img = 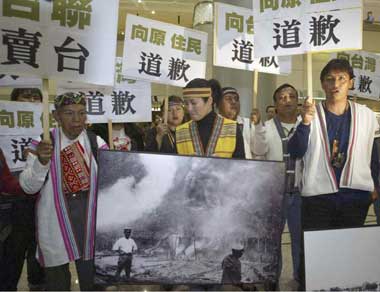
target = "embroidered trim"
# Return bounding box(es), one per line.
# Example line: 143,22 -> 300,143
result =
206,115 -> 224,156
342,101 -> 356,186
51,128 -> 79,260
176,126 -> 192,142
49,128 -> 97,262
168,131 -> 175,149
188,115 -> 224,156
316,104 -> 338,190
190,121 -> 203,155
219,123 -> 236,137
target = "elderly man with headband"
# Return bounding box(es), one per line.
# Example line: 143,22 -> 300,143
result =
19,92 -> 108,290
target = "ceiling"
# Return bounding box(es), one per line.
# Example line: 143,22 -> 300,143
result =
116,0 -> 380,112
117,0 -> 380,36
118,0 -> 200,38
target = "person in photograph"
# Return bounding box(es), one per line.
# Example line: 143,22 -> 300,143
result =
0,147 -> 27,283
372,135 -> 380,225
146,95 -> 186,152
366,11 -> 375,23
112,228 -> 138,281
161,78 -> 245,158
253,83 -> 301,284
0,148 -> 24,196
89,122 -> 144,151
250,108 -> 260,126
265,105 -> 276,121
216,87 -> 253,159
19,92 -> 108,291
221,243 -> 244,286
0,88 -> 45,291
288,59 -> 379,289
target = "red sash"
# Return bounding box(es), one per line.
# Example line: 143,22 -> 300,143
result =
61,141 -> 90,194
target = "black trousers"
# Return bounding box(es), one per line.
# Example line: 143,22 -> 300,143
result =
116,253 -> 133,280
45,259 -> 94,291
0,199 -> 44,291
0,201 -> 12,289
45,192 -> 94,291
298,191 -> 372,290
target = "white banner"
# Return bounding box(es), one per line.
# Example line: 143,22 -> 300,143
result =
0,101 -> 57,135
122,14 -> 208,87
214,2 -> 291,74
0,0 -> 119,86
0,134 -> 39,172
0,100 -> 57,172
58,58 -> 152,123
304,227 -> 380,291
253,1 -> 362,57
0,74 -> 42,87
253,0 -> 362,21
332,51 -> 380,101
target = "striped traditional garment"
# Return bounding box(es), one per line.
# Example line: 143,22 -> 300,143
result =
298,101 -> 379,196
176,114 -> 237,157
28,128 -> 108,266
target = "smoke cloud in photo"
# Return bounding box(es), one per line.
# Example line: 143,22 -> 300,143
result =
95,151 -> 285,285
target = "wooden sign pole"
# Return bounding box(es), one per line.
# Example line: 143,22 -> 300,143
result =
253,70 -> 259,109
108,119 -> 114,150
42,79 -> 50,141
163,96 -> 169,125
307,52 -> 313,98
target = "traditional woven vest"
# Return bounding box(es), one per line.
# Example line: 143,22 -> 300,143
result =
176,115 -> 237,157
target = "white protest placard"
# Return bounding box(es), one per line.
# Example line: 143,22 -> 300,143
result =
0,100 -> 57,171
0,134 -> 39,172
85,81 -> 152,123
214,2 -> 291,74
332,51 -> 380,101
253,0 -> 362,58
58,58 -> 152,123
253,0 -> 362,21
0,0 -> 119,86
0,100 -> 57,136
0,74 -> 42,87
122,14 -> 208,87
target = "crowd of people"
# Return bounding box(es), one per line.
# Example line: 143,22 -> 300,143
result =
1,58 -> 380,290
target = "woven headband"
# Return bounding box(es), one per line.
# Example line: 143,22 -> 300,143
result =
54,92 -> 86,109
222,88 -> 238,96
183,88 -> 212,99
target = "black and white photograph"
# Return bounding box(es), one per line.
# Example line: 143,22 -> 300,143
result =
94,151 -> 285,286
304,226 -> 380,291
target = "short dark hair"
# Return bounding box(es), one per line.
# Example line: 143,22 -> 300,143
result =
266,105 -> 275,112
160,95 -> 184,112
320,58 -> 354,82
272,83 -> 298,102
11,88 -> 43,101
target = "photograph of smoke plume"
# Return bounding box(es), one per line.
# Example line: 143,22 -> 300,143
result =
94,151 -> 285,286
305,226 -> 380,291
